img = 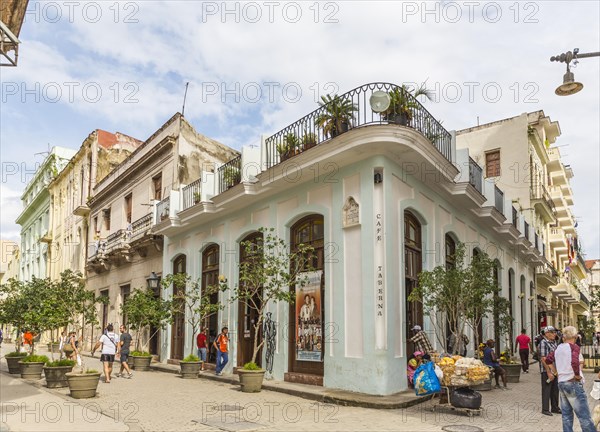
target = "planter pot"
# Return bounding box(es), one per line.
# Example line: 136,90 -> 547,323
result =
470,378 -> 492,392
502,364 -> 522,383
19,362 -> 45,380
47,343 -> 61,353
44,365 -> 74,388
65,372 -> 101,399
388,113 -> 410,126
5,355 -> 27,374
180,361 -> 201,379
238,369 -> 266,393
130,356 -> 152,371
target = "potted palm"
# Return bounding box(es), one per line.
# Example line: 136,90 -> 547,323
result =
314,94 -> 357,139
220,227 -> 314,392
301,131 -> 317,151
20,354 -> 49,380
44,359 -> 76,388
381,83 -> 433,126
277,133 -> 300,161
120,287 -> 172,370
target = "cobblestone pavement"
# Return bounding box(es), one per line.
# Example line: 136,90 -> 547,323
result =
2,345 -> 597,431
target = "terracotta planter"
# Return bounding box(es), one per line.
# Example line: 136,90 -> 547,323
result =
180,361 -> 201,379
502,363 -> 522,383
44,365 -> 74,388
5,355 -> 27,374
65,372 -> 101,399
130,355 -> 152,371
19,362 -> 45,380
238,369 -> 265,393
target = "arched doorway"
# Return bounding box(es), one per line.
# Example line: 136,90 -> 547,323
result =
405,211 -> 423,355
445,234 -> 456,352
202,244 -> 220,363
238,232 -> 263,367
171,255 -> 186,360
289,215 -> 324,380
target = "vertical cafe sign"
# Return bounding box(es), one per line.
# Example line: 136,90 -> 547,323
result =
374,173 -> 386,349
295,270 -> 323,362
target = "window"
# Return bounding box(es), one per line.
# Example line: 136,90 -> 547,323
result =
445,234 -> 456,270
152,174 -> 162,200
100,289 -> 109,330
485,150 -> 501,177
104,208 -> 111,231
121,285 -> 131,326
93,216 -> 98,235
125,194 -> 132,223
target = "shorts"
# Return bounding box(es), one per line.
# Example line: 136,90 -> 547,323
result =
120,352 -> 130,363
197,347 -> 207,362
100,354 -> 115,363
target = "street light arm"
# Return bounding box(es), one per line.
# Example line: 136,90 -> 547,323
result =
550,49 -> 600,64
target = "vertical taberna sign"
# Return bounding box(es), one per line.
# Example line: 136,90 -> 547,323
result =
374,168 -> 386,350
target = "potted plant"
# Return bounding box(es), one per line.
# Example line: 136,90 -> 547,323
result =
44,359 -> 76,388
193,191 -> 201,204
223,166 -> 241,188
277,133 -> 300,161
220,227 -> 314,392
499,351 -> 521,383
381,83 -> 433,126
301,131 -> 317,150
314,94 -> 357,139
5,351 -> 28,374
120,287 -> 172,370
19,354 -> 49,380
180,354 -> 201,379
65,369 -> 101,399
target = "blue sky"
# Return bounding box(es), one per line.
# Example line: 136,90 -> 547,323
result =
1,1 -> 599,260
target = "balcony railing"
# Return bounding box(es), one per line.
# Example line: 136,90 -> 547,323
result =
263,82 -> 452,170
105,229 -> 126,253
512,207 -> 518,229
531,182 -> 556,213
156,197 -> 170,222
131,214 -> 153,242
494,185 -> 504,214
218,155 -> 242,193
182,178 -> 202,210
524,221 -> 530,241
468,157 -> 483,194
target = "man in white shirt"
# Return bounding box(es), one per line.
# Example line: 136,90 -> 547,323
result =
543,326 -> 595,432
92,324 -> 119,383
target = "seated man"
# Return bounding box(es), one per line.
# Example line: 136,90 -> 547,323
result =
482,339 -> 509,390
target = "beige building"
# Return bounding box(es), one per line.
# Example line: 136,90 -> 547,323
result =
84,113 -> 238,354
47,130 -> 142,280
586,260 -> 600,329
0,240 -> 19,284
456,110 -> 589,333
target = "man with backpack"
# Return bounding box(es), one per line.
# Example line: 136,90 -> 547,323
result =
92,324 -> 119,383
213,327 -> 229,376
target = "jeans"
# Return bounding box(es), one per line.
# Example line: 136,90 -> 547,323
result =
541,372 -> 560,412
216,350 -> 228,374
558,381 -> 596,432
197,347 -> 207,362
519,348 -> 529,372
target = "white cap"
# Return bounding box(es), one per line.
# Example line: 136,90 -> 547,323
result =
412,325 -> 422,331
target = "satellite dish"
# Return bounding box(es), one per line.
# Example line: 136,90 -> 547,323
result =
369,91 -> 391,113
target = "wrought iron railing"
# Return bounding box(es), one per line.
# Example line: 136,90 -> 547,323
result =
494,185 -> 504,214
131,214 -> 152,241
182,178 -> 202,210
524,221 -> 530,241
105,229 -> 125,253
263,82 -> 452,169
512,207 -> 518,229
468,157 -> 483,194
531,182 -> 556,213
156,197 -> 170,222
217,155 -> 242,193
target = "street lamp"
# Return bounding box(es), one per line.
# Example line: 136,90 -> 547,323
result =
550,48 -> 600,96
146,272 -> 160,290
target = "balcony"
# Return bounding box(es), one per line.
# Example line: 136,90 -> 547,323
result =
263,82 -> 452,170
494,186 -> 504,214
182,178 -> 202,210
39,231 -> 52,243
217,155 -> 242,193
468,157 -> 483,195
73,204 -> 91,217
531,183 -> 555,223
156,197 -> 171,223
550,279 -> 580,304
524,221 -> 530,242
512,207 -> 518,229
536,262 -> 558,288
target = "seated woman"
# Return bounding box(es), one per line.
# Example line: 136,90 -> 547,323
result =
482,339 -> 509,390
407,351 -> 424,388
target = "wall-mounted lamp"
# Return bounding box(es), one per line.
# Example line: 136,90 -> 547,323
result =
518,293 -> 525,299
146,271 -> 160,289
218,274 -> 227,283
374,172 -> 383,184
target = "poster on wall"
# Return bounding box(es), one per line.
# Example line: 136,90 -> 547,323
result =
295,270 -> 323,362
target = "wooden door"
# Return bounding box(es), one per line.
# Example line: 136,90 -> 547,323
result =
404,212 -> 422,355
171,255 -> 186,360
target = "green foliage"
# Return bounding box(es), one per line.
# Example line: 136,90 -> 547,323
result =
381,83 -> 433,123
242,361 -> 261,371
131,351 -> 152,357
315,94 -> 357,138
85,369 -> 99,374
277,134 -> 300,158
182,354 -> 200,362
162,272 -> 226,357
22,355 -> 49,363
221,227 -> 314,365
46,359 -> 76,367
5,351 -> 28,358
222,165 -> 241,186
120,287 -> 172,352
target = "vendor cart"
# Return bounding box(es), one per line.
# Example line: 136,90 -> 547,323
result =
430,385 -> 483,417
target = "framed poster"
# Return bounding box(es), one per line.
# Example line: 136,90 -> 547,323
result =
295,270 -> 323,362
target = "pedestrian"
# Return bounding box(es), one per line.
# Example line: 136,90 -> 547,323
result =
482,339 -> 509,390
515,329 -> 532,373
58,331 -> 67,360
213,327 -> 229,376
543,326 -> 596,432
117,324 -> 133,379
91,324 -> 119,383
197,327 -> 208,371
407,351 -> 424,388
539,325 -> 561,416
22,330 -> 33,354
409,325 -> 434,354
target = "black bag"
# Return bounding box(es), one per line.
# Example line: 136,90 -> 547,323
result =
450,388 -> 482,409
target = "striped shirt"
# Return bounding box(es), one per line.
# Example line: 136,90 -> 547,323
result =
539,338 -> 557,372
